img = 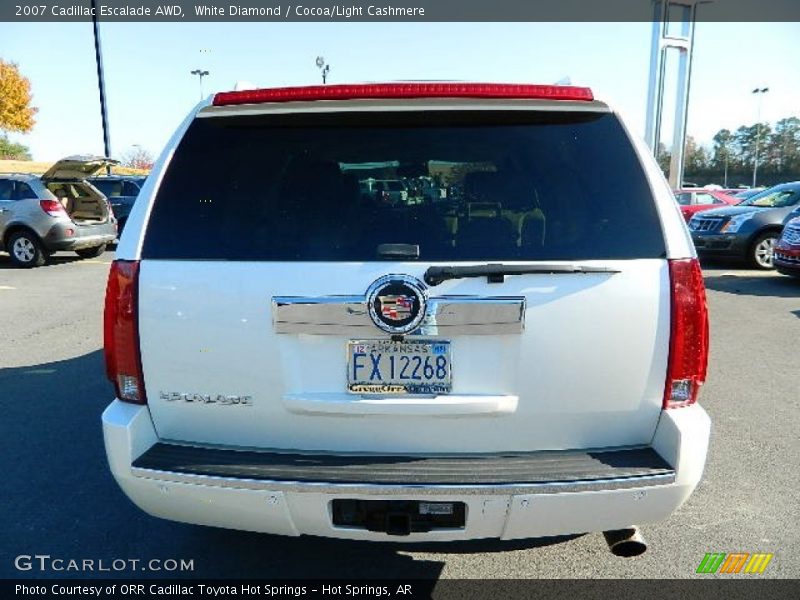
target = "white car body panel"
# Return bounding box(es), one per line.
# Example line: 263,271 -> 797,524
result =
103,401 -> 710,541
138,259 -> 669,453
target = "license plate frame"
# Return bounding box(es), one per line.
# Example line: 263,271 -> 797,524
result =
347,339 -> 452,395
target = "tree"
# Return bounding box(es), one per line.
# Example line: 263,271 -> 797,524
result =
703,119 -> 800,186
712,129 -> 734,167
684,136 -> 710,174
0,136 -> 31,160
768,117 -> 800,173
656,142 -> 671,175
0,59 -> 37,134
734,123 -> 772,167
120,146 -> 154,170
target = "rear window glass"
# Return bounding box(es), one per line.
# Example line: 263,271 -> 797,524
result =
92,180 -> 123,197
740,188 -> 799,208
143,110 -> 665,261
122,181 -> 141,196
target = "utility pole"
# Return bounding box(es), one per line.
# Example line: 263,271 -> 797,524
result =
315,56 -> 330,84
190,69 -> 210,100
752,87 -> 769,187
90,0 -> 112,174
723,149 -> 728,188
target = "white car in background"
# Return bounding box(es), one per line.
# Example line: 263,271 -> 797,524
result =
102,83 -> 710,555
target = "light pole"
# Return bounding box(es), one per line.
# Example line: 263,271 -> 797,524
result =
723,148 -> 728,188
191,69 -> 210,100
90,0 -> 112,174
752,86 -> 769,187
315,56 -> 330,84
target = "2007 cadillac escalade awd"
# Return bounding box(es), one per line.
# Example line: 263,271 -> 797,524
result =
102,83 -> 710,551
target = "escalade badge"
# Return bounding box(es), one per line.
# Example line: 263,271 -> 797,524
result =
366,275 -> 427,334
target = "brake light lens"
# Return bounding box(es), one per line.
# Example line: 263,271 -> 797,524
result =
40,199 -> 66,217
104,260 -> 146,404
213,83 -> 594,106
664,259 -> 709,408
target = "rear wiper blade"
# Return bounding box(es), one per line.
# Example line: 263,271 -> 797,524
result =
424,263 -> 621,286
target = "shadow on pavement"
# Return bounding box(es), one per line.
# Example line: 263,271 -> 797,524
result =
703,272 -> 800,298
0,350 -> 577,580
0,252 -> 84,270
698,258 -> 751,271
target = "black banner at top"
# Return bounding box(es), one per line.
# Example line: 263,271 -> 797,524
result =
3,0 -> 800,22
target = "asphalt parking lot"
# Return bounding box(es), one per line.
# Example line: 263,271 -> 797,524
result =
1,250 -> 798,580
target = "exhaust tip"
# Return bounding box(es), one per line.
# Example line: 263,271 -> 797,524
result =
603,527 -> 647,557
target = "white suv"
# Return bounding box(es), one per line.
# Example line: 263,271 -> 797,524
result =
102,83 -> 710,552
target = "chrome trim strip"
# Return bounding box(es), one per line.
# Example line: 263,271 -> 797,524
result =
272,295 -> 525,335
199,99 -> 613,119
130,468 -> 675,496
272,296 -> 368,333
282,393 -> 518,415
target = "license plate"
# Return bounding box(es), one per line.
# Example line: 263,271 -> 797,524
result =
419,502 -> 454,515
347,339 -> 451,394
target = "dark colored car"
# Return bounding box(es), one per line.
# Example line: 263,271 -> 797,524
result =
673,188 -> 738,222
688,182 -> 800,269
87,175 -> 146,234
775,216 -> 800,278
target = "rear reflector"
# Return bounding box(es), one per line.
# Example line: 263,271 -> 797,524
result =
664,259 -> 709,409
104,260 -> 146,404
213,83 -> 594,106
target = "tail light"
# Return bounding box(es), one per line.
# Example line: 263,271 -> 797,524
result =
664,259 -> 709,408
104,260 -> 146,404
40,199 -> 66,217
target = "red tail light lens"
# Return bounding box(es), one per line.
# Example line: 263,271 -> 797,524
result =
213,83 -> 594,106
104,260 -> 146,404
40,199 -> 66,217
664,259 -> 709,409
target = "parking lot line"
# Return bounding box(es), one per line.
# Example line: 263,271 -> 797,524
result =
0,285 -> 16,290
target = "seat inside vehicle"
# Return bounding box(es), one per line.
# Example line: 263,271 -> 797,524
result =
46,182 -> 110,224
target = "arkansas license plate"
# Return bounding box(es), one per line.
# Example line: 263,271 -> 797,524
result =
347,339 -> 452,394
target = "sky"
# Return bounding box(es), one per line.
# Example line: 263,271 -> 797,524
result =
1,21 -> 799,162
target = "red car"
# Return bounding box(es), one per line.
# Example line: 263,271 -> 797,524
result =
775,216 -> 800,278
674,188 -> 739,222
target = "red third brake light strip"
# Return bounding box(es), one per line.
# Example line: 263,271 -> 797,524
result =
213,83 -> 595,106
